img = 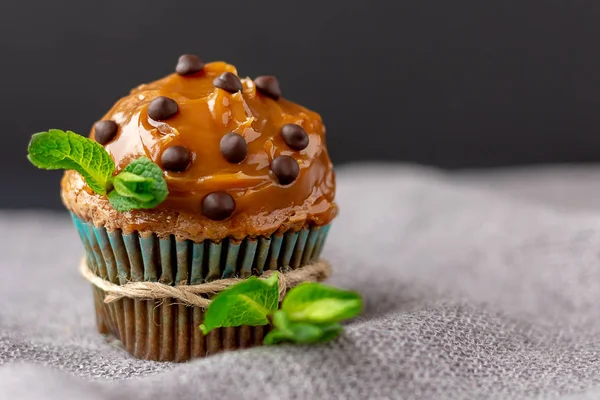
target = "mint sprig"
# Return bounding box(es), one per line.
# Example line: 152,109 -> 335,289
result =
108,158 -> 168,212
27,129 -> 168,212
200,274 -> 362,345
28,129 -> 115,194
264,311 -> 343,345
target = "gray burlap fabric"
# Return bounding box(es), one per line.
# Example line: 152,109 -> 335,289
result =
3,164 -> 600,400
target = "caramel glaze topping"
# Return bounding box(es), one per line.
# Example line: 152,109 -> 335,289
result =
61,61 -> 337,242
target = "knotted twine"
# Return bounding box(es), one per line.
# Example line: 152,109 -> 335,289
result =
79,258 -> 332,308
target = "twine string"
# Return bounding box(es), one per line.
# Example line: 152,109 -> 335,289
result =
79,258 -> 332,308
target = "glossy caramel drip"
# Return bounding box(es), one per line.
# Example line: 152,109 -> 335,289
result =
62,61 -> 336,241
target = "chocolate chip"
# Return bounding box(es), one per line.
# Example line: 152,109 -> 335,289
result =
271,155 -> 300,185
175,54 -> 205,76
148,96 -> 179,121
94,120 -> 119,145
254,76 -> 281,100
161,146 -> 191,172
220,133 -> 248,163
280,124 -> 309,151
202,192 -> 235,220
213,72 -> 243,93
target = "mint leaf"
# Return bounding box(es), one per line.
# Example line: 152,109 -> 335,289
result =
281,283 -> 362,324
317,323 -> 344,342
199,273 -> 279,335
262,329 -> 292,345
108,157 -> 168,212
27,129 -> 115,194
112,172 -> 155,202
264,310 -> 343,345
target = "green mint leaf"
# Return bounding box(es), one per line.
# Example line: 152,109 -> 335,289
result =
316,322 -> 344,342
112,172 -> 155,202
285,322 -> 343,344
199,273 -> 279,335
263,329 -> 293,345
108,157 -> 168,212
27,129 -> 115,194
107,193 -> 142,212
264,310 -> 343,345
282,283 -> 362,324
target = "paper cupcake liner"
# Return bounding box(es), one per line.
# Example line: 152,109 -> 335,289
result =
71,213 -> 331,361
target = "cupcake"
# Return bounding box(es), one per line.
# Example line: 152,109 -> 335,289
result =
59,55 -> 337,361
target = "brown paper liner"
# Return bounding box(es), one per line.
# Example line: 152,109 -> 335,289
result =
72,214 -> 330,362
93,288 -> 270,361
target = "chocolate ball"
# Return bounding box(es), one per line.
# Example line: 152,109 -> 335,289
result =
213,72 -> 243,93
202,192 -> 235,221
94,120 -> 119,145
148,96 -> 179,121
280,124 -> 309,151
271,155 -> 300,185
175,54 -> 205,76
161,146 -> 191,172
220,133 -> 248,163
254,76 -> 281,100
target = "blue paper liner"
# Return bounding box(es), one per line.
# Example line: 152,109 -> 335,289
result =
71,213 -> 331,361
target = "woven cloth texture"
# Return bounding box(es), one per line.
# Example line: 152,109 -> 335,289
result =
3,164 -> 600,400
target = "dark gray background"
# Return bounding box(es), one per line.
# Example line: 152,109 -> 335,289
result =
3,0 -> 600,209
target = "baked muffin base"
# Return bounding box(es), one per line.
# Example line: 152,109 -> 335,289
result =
62,170 -> 337,243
